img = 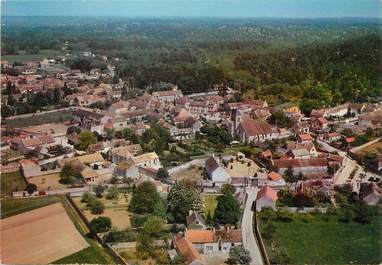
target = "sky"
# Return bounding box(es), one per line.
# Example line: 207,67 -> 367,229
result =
2,0 -> 381,18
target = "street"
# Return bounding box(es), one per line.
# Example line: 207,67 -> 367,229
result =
241,187 -> 264,265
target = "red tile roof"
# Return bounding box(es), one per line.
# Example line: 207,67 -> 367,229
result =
268,171 -> 282,181
185,230 -> 215,243
240,118 -> 272,137
257,186 -> 278,202
273,158 -> 328,168
174,236 -> 201,264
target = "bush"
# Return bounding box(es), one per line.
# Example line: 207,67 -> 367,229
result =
89,199 -> 105,214
81,192 -> 96,204
89,216 -> 111,235
227,245 -> 251,265
25,183 -> 37,195
93,184 -> 106,198
143,216 -> 165,237
105,186 -> 119,200
275,209 -> 293,222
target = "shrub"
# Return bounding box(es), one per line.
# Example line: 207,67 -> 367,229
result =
89,199 -> 105,214
89,216 -> 111,235
81,192 -> 96,204
105,186 -> 119,200
25,183 -> 37,194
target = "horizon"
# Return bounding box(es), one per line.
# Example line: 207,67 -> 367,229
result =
2,0 -> 381,18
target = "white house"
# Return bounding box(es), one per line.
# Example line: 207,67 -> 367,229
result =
256,186 -> 278,211
205,157 -> 231,186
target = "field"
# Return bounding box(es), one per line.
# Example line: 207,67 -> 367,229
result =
355,140 -> 382,157
6,110 -> 74,128
27,173 -> 66,191
1,203 -> 89,264
2,49 -> 63,63
0,196 -> 62,218
1,171 -> 27,197
259,213 -> 382,264
73,193 -> 132,230
225,158 -> 259,178
170,164 -> 204,182
204,194 -> 220,218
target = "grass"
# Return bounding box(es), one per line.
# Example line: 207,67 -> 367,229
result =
2,49 -> 63,63
1,196 -> 62,218
259,213 -> 382,264
6,110 -> 74,128
356,140 -> 382,157
52,241 -> 116,265
204,194 -> 220,218
1,171 -> 27,197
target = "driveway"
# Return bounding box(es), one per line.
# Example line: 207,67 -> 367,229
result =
241,187 -> 264,265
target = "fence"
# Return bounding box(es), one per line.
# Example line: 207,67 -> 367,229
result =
253,214 -> 271,265
12,186 -> 90,198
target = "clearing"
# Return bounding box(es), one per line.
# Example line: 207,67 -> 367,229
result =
170,164 -> 204,183
259,212 -> 382,264
6,110 -> 74,128
1,203 -> 89,265
204,194 -> 220,218
2,49 -> 63,63
355,140 -> 382,157
27,172 -> 66,191
73,193 -> 132,230
1,171 -> 27,197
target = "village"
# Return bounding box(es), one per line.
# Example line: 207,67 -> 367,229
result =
1,52 -> 382,265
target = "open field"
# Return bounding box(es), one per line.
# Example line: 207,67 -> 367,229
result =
204,194 -> 220,218
1,203 -> 89,264
1,196 -> 62,218
53,241 -> 116,264
73,193 -> 132,230
2,49 -> 63,63
27,173 -> 66,191
1,171 -> 27,197
355,140 -> 382,157
225,158 -> 259,178
259,213 -> 382,264
170,164 -> 204,182
6,110 -> 74,128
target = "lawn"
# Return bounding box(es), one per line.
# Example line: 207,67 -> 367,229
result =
2,49 -> 63,63
204,194 -> 220,218
53,241 -> 116,265
259,213 -> 382,264
6,110 -> 74,128
1,171 -> 27,197
1,196 -> 62,218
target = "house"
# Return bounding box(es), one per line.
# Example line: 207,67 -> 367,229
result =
205,156 -> 231,186
174,236 -> 203,265
110,146 -> 133,164
77,153 -> 105,169
185,227 -> 242,254
297,134 -> 314,144
19,159 -> 41,178
256,186 -> 278,211
236,118 -> 276,143
87,142 -> 110,154
267,171 -> 286,188
124,144 -> 143,156
152,87 -> 183,103
128,122 -> 147,136
359,182 -> 382,205
326,132 -> 343,142
114,162 -> 139,179
81,166 -> 100,183
16,134 -> 55,155
273,158 -> 329,178
186,211 -> 206,229
311,117 -> 329,132
130,152 -> 161,170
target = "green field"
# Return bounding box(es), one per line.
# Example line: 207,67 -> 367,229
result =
1,196 -> 62,218
2,50 -> 63,63
1,171 -> 27,197
6,110 -> 74,128
259,213 -> 382,264
53,241 -> 116,264
204,194 -> 219,218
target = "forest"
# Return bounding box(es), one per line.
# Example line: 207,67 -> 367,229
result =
2,16 -> 381,112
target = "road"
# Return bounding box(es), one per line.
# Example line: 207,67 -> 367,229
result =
241,187 -> 264,265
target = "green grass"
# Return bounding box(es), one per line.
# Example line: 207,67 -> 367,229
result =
204,194 -> 219,218
2,50 -> 63,63
1,196 -> 62,218
259,213 -> 382,264
6,110 -> 74,128
1,171 -> 27,197
52,241 -> 117,264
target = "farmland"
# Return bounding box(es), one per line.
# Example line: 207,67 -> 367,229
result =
1,203 -> 89,264
1,171 -> 27,197
5,110 -> 74,128
2,49 -> 63,63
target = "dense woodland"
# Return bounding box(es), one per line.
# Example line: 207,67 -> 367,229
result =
2,17 -> 381,113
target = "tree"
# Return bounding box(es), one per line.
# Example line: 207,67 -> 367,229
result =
77,130 -> 97,151
81,192 -> 96,204
89,199 -> 105,214
106,186 -> 119,200
66,126 -> 81,135
156,168 -> 169,180
227,246 -> 251,265
220,183 -> 236,195
60,164 -> 82,184
130,181 -> 162,214
143,216 -> 165,237
167,183 -> 204,223
93,184 -> 106,198
89,216 -> 112,235
214,193 -> 241,225
25,183 -> 37,195
136,234 -> 154,259
122,128 -> 141,144
268,111 -> 293,128
352,201 -> 375,224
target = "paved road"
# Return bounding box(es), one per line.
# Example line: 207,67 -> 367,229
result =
241,187 -> 264,265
